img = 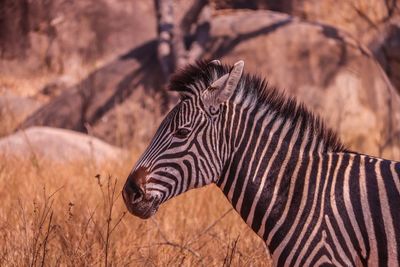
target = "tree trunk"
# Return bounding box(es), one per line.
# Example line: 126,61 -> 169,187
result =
0,0 -> 30,59
154,0 -> 175,78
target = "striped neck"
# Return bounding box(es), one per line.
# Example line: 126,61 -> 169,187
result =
216,93 -> 345,246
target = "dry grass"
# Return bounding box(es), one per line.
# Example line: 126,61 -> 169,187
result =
0,153 -> 271,266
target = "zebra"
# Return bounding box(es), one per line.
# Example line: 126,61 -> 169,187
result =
122,59 -> 400,266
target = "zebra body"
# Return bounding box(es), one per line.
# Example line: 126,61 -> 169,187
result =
122,60 -> 400,266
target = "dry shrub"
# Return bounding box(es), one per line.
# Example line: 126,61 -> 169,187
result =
0,153 -> 270,266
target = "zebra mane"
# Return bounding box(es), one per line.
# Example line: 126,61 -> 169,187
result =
169,60 -> 346,152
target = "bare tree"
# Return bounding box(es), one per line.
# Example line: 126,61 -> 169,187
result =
154,0 -> 210,79
154,0 -> 175,78
0,0 -> 30,59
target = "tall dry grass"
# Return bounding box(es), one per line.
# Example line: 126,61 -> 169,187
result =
0,153 -> 270,266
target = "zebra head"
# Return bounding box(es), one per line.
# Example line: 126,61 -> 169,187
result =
122,60 -> 244,219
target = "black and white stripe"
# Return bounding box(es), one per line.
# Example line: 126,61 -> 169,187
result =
123,60 -> 400,266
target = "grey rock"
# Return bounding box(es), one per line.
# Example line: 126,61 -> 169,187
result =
0,127 -> 125,164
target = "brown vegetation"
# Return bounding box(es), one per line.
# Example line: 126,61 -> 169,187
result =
0,154 -> 270,266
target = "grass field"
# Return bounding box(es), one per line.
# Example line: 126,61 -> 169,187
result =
0,152 -> 271,266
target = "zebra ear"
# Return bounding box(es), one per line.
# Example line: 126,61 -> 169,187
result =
209,59 -> 221,66
202,60 -> 244,110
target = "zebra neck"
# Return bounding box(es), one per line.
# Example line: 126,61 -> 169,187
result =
216,102 -> 324,245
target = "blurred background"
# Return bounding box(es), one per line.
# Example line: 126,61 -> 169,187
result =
0,0 -> 399,266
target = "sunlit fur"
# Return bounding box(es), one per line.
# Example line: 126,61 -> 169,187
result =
126,61 -> 400,266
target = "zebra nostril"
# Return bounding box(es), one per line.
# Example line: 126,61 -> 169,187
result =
132,190 -> 143,203
123,166 -> 149,207
123,178 -> 144,204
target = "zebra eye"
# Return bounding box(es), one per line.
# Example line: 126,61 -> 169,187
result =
173,128 -> 191,139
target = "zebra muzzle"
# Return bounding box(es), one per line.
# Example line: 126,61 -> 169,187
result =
122,166 -> 160,219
